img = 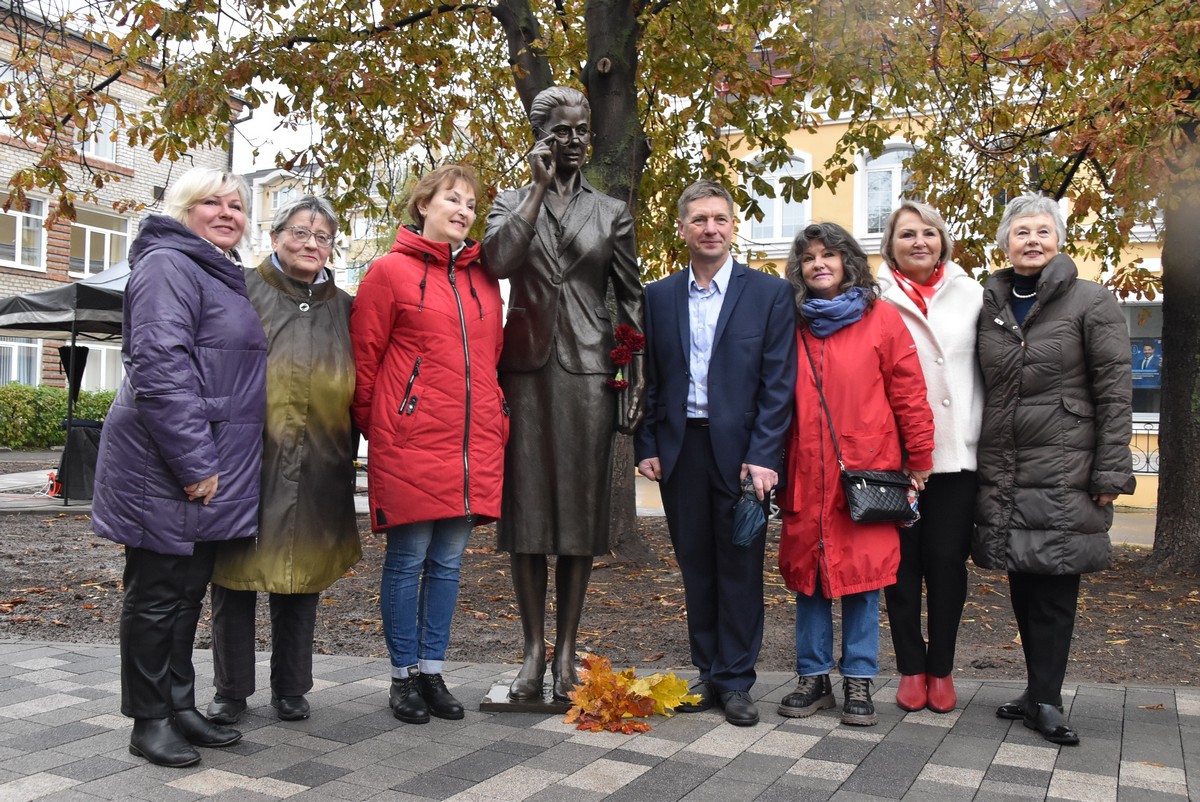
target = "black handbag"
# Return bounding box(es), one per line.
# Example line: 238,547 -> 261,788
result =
802,332 -> 919,525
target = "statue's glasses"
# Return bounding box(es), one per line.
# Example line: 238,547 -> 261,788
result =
542,125 -> 591,144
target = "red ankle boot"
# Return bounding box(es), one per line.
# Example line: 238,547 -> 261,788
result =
926,674 -> 957,713
895,673 -> 927,711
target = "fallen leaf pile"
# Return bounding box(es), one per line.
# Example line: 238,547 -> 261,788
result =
563,653 -> 699,733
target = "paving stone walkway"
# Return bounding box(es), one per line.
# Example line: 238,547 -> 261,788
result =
0,640 -> 1195,801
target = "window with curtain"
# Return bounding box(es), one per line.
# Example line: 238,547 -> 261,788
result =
0,337 -> 40,385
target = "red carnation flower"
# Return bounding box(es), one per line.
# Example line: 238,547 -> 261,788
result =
610,345 -> 633,366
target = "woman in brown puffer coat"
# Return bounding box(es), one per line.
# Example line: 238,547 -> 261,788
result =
974,192 -> 1135,747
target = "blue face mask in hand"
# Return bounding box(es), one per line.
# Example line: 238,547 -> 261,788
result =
733,478 -> 768,547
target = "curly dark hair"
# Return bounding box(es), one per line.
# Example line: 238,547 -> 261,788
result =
784,222 -> 878,311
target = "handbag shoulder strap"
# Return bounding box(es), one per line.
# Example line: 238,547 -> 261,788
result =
801,330 -> 847,472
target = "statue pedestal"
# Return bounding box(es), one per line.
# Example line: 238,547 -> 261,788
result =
479,682 -> 571,714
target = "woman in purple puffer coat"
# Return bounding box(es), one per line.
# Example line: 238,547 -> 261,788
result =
92,167 -> 266,769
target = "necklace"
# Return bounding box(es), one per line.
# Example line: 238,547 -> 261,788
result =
1012,287 -> 1037,300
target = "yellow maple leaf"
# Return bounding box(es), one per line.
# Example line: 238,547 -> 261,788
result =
628,671 -> 696,716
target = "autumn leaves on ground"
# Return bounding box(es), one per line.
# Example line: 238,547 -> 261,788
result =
1,510 -> 1197,688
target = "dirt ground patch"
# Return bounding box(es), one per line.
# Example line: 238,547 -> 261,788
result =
2,489 -> 1197,687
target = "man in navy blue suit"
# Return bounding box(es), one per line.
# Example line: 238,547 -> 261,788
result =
635,180 -> 796,726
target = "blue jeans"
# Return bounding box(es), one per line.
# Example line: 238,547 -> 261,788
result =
381,518 -> 472,677
794,587 -> 880,678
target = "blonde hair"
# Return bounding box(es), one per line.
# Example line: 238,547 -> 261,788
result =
880,200 -> 955,266
164,167 -> 251,227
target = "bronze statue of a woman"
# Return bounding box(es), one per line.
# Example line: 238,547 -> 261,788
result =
483,86 -> 644,702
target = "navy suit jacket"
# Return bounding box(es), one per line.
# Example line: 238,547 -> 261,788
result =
635,260 -> 797,492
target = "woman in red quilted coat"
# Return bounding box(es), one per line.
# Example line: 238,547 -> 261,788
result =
351,164 -> 508,725
775,223 -> 934,728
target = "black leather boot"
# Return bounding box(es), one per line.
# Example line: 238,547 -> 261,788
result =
129,718 -> 201,767
1024,702 -> 1080,745
389,676 -> 430,724
173,707 -> 242,747
417,673 -> 464,720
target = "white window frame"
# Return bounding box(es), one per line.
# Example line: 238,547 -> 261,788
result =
69,209 -> 129,278
80,342 -> 125,392
0,195 -> 47,272
854,144 -> 917,254
0,62 -> 28,139
0,336 -> 42,385
78,103 -> 118,163
741,153 -> 812,258
270,186 -> 297,211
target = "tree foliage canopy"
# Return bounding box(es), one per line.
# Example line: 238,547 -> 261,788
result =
5,0 -> 1200,564
3,0 -> 1195,279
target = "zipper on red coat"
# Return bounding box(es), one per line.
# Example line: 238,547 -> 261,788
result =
447,256 -> 472,519
400,357 -> 422,414
814,337 -> 830,591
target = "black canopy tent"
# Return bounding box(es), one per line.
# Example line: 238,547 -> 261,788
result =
0,261 -> 130,502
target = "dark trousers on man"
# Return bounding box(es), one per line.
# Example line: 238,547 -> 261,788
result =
660,425 -> 765,694
884,470 -> 976,678
1008,570 -> 1081,707
120,543 -> 216,718
210,586 -> 319,700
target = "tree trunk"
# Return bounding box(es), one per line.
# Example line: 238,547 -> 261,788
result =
582,0 -> 651,207
608,434 -> 655,563
585,0 -> 651,559
1149,167 -> 1200,573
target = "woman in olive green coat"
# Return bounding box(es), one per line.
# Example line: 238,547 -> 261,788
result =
208,195 -> 360,723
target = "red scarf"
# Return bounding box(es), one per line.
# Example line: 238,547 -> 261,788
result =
890,261 -> 946,317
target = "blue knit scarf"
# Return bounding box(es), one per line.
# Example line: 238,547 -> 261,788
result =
800,287 -> 870,338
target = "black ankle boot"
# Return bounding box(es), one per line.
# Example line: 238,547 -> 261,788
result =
129,718 -> 201,767
417,673 -> 464,720
173,707 -> 242,747
389,676 -> 430,724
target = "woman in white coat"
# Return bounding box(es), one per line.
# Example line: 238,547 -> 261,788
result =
877,201 -> 984,714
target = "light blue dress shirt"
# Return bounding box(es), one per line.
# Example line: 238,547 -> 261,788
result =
686,256 -> 734,418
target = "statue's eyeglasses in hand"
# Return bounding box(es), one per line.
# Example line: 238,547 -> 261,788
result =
543,125 -> 591,144
282,227 -> 334,248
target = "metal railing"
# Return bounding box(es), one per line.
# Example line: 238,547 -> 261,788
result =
1130,422 -> 1160,474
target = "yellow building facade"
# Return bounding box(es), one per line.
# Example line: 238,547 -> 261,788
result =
728,120 -> 1161,508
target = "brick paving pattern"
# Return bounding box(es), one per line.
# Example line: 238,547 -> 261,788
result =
0,641 -> 1195,801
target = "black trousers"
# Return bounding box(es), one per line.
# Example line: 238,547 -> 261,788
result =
660,425 -> 765,694
210,586 -> 319,700
883,471 -> 976,677
1008,570 -> 1081,707
119,543 -> 216,718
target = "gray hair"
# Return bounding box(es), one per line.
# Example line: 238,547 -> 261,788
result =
880,200 -> 955,266
164,168 -> 250,225
995,192 -> 1066,255
677,180 -> 734,222
785,222 -> 878,311
271,194 -> 339,235
529,86 -> 590,133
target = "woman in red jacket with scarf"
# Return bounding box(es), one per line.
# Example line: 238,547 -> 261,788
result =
776,223 -> 934,727
351,164 -> 508,725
